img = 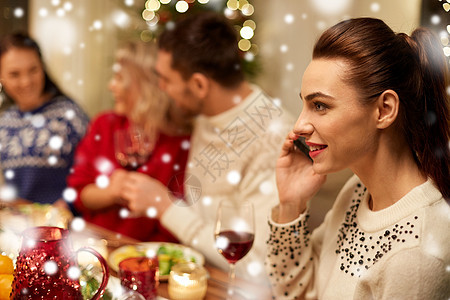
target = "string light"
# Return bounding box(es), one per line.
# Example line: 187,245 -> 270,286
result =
175,1 -> 189,13
141,0 -> 258,55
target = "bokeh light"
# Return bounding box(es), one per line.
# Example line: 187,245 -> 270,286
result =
238,39 -> 251,51
175,1 -> 189,13
240,26 -> 254,39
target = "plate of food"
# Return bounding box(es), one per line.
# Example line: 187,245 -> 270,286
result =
108,242 -> 205,280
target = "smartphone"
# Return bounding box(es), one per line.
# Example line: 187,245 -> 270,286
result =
293,137 -> 313,162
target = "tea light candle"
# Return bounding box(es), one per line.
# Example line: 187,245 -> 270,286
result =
168,262 -> 207,300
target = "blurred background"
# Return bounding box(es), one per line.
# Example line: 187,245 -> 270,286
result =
1,0 -> 448,227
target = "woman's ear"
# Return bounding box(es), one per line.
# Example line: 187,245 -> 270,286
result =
375,89 -> 399,129
189,72 -> 210,99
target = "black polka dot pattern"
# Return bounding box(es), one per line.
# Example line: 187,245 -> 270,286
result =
335,183 -> 420,277
267,214 -> 312,295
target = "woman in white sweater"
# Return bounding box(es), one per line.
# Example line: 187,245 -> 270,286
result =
266,18 -> 450,299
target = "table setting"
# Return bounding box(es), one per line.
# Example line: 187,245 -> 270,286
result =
0,201 -> 272,299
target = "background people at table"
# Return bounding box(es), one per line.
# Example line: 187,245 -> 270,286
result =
266,17 -> 450,299
0,33 -> 89,205
144,12 -> 294,283
67,41 -> 191,242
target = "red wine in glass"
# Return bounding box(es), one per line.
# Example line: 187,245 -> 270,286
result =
215,230 -> 254,264
114,126 -> 154,171
214,201 -> 255,300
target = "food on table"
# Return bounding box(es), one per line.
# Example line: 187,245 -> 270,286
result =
0,255 -> 14,300
0,255 -> 13,274
157,245 -> 196,276
0,274 -> 13,300
111,244 -> 197,277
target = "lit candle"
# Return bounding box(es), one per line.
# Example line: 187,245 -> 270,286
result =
168,262 -> 207,300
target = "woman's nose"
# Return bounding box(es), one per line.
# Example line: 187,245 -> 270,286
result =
20,75 -> 32,88
293,110 -> 314,137
108,78 -> 115,92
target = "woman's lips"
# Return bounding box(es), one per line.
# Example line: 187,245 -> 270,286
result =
305,142 -> 328,159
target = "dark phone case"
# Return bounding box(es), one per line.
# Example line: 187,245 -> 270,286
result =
293,137 -> 313,162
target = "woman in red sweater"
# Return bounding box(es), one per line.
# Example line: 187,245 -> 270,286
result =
67,41 -> 192,242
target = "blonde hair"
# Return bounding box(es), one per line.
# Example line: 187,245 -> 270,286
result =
114,41 -> 168,133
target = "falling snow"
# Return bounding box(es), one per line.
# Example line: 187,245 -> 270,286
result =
96,174 -> 110,188
227,170 -> 241,185
31,114 -> 46,128
215,236 -> 229,250
49,135 -> 64,150
0,184 -> 17,202
119,208 -> 130,218
71,217 -> 86,231
202,196 -> 212,206
259,180 -> 274,195
44,260 -> 58,275
4,169 -> 14,180
146,206 -> 158,218
370,2 -> 380,13
284,14 -> 294,24
62,187 -> 77,203
181,140 -> 190,150
48,155 -> 58,165
247,261 -> 263,277
162,153 -> 172,163
67,266 -> 81,280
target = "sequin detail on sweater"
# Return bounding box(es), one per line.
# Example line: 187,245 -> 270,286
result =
335,183 -> 420,277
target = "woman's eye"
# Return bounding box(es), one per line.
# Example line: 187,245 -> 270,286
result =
313,102 -> 327,111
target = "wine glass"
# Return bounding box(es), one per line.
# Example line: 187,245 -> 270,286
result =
214,200 -> 255,299
114,125 -> 156,171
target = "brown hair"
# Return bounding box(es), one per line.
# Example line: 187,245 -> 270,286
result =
313,18 -> 449,199
0,32 -> 63,98
158,11 -> 245,88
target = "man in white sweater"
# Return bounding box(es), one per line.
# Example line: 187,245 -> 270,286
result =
152,12 -> 294,284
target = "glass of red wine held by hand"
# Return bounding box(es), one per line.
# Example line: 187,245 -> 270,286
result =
214,200 -> 255,299
114,125 -> 156,171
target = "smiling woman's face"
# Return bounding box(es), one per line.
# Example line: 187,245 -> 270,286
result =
0,47 -> 46,111
295,58 -> 379,175
108,63 -> 140,117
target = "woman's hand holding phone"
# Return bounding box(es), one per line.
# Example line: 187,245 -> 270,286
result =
275,132 -> 326,223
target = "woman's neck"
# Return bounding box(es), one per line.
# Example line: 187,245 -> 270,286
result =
353,136 -> 426,211
18,92 -> 52,112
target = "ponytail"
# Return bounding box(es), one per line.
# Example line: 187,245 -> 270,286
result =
410,28 -> 450,199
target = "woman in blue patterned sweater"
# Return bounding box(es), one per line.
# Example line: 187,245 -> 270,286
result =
0,33 -> 89,205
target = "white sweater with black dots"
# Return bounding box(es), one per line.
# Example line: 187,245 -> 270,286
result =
266,175 -> 450,300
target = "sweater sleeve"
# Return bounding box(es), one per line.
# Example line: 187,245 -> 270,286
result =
266,206 -> 327,300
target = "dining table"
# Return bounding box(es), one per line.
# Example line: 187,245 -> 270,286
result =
80,222 -> 274,300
